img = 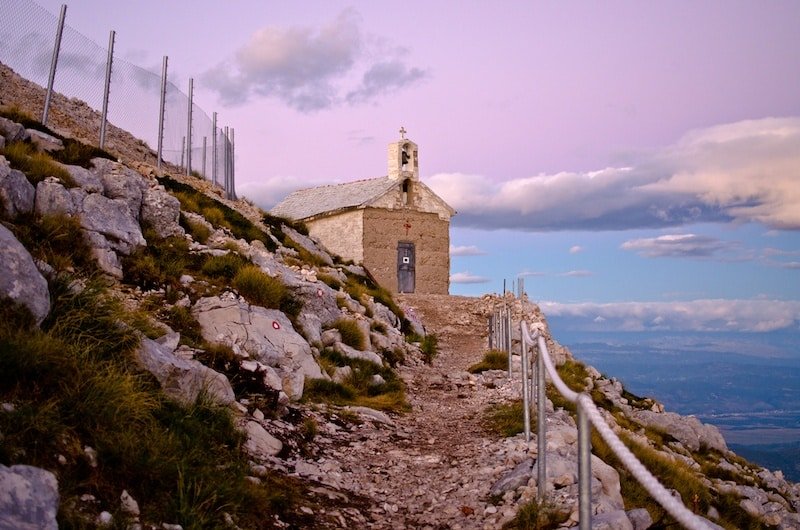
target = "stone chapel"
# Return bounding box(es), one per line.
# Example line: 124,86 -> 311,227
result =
271,131 -> 455,295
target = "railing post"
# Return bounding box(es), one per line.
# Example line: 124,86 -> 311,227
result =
536,336 -> 547,500
186,78 -> 193,176
42,4 -> 67,126
578,397 -> 592,530
506,305 -> 512,377
99,30 -> 115,149
522,330 -> 530,443
156,56 -> 167,171
488,314 -> 494,350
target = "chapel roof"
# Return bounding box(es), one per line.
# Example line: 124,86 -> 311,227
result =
270,176 -> 397,221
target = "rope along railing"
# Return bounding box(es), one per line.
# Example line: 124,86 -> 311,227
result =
0,0 -> 236,199
515,320 -> 713,530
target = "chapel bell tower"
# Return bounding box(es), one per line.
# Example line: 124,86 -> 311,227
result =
388,127 -> 419,181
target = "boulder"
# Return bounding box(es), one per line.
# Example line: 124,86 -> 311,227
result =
0,158 -> 34,218
569,510 -> 632,530
90,157 -> 148,219
631,410 -> 727,453
333,341 -> 383,367
62,164 -> 103,193
281,224 -> 333,266
79,193 -> 146,255
0,116 -> 26,142
243,421 -> 283,458
192,294 -> 323,399
34,177 -> 77,217
0,464 -> 59,530
140,186 -> 183,238
0,223 -> 50,325
135,335 -> 235,406
626,508 -> 652,530
489,459 -> 534,497
25,129 -> 63,152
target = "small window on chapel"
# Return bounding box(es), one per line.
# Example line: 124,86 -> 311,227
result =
402,179 -> 410,206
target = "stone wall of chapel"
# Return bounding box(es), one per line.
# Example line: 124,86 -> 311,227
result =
306,210 -> 365,263
362,207 -> 450,295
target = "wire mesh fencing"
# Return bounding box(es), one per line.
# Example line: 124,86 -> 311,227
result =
0,0 -> 235,198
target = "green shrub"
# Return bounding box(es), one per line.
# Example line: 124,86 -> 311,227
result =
316,273 -> 342,290
303,379 -> 355,402
7,212 -> 95,273
370,321 -> 387,334
53,137 -> 115,167
201,252 -> 248,280
180,214 -> 212,244
163,306 -> 203,348
468,350 -> 508,373
232,265 -> 302,318
485,400 -> 533,438
330,318 -> 366,350
1,141 -> 75,186
122,233 -> 193,290
420,334 -> 439,364
504,497 -> 570,529
382,346 -> 405,367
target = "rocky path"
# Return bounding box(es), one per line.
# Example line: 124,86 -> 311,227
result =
286,295 -> 535,529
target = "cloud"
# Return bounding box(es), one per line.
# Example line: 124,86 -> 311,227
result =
783,262 -> 800,269
451,271 -> 491,284
203,10 -> 425,111
621,233 -> 737,258
518,270 -> 546,277
569,245 -> 583,254
539,299 -> 800,333
560,270 -> 593,277
427,117 -> 800,231
450,244 -> 487,256
236,177 -> 328,210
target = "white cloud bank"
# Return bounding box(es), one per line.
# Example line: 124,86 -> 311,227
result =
203,9 -> 425,111
428,117 -> 800,231
451,271 -> 491,284
540,299 -> 800,333
620,233 -> 739,259
450,245 -> 487,256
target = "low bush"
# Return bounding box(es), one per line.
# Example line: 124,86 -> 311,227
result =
180,214 -> 212,244
317,273 -> 342,290
53,137 -> 115,167
122,232 -> 194,290
232,265 -> 302,318
1,140 -> 75,186
201,252 -> 249,280
503,497 -> 570,529
484,400 -> 533,438
420,334 -> 439,364
330,318 -> 366,350
163,306 -> 204,348
468,350 -> 508,373
8,212 -> 95,273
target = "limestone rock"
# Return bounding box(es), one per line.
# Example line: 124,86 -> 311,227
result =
90,157 -> 148,219
626,508 -> 652,530
0,464 -> 59,530
0,116 -> 26,142
281,224 -> 333,266
0,223 -> 50,325
631,410 -> 727,453
193,294 -> 323,399
62,164 -> 103,193
34,177 -> 77,217
79,192 -> 146,255
489,459 -> 534,497
0,159 -> 34,218
334,341 -> 383,366
140,185 -> 183,238
135,335 -> 235,406
243,421 -> 283,458
26,128 -> 63,152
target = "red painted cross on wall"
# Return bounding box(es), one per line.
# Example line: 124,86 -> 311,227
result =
404,220 -> 412,235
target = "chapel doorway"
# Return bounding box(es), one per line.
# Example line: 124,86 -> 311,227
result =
397,242 -> 415,293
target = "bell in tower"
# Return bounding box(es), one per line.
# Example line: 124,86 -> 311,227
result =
388,127 -> 419,181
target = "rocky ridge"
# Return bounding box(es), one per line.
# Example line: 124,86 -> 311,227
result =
1,62 -> 799,529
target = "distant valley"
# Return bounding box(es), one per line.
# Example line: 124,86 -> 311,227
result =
550,324 -> 800,482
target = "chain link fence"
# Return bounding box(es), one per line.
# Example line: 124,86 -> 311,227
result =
0,0 -> 235,198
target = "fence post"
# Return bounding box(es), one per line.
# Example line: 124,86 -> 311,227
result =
180,136 -> 185,172
223,126 -> 229,196
578,398 -> 592,530
506,305 -> 513,377
186,78 -> 193,176
99,30 -> 115,149
42,4 -> 67,126
202,136 -> 207,179
230,127 -> 236,199
211,112 -> 218,186
536,336 -> 547,500
157,56 -> 168,171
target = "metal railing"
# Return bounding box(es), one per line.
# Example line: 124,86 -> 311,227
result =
518,320 -> 712,530
0,0 -> 237,199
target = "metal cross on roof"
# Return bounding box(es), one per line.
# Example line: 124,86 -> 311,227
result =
399,126 -> 407,139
